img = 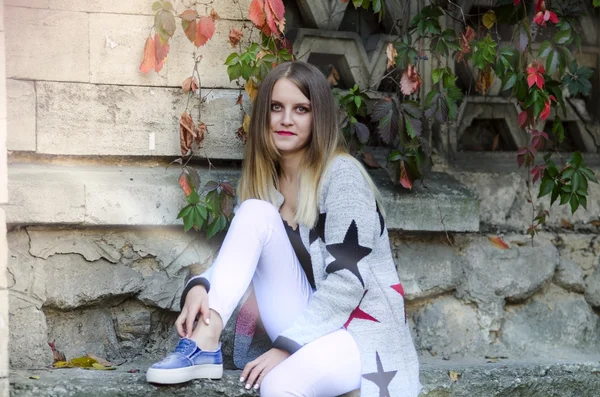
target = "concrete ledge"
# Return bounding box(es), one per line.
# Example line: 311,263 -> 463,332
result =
9,360 -> 600,396
3,163 -> 479,232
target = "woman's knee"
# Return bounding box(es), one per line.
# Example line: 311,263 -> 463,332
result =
259,372 -> 298,397
234,199 -> 280,225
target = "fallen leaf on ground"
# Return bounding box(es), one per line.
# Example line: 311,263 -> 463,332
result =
86,353 -> 113,367
29,376 -> 40,380
91,363 -> 116,370
449,370 -> 461,382
561,218 -> 574,229
489,236 -> 509,249
48,341 -> 66,363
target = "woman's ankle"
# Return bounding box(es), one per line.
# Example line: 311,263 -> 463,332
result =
189,310 -> 223,351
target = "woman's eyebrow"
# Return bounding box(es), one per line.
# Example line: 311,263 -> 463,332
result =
271,99 -> 312,107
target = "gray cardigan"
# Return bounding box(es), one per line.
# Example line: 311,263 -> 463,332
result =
183,156 -> 421,396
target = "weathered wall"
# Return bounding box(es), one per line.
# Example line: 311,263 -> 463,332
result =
1,0 -> 599,375
0,0 -> 9,394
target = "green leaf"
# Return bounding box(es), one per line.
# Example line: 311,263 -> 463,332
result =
388,150 -> 402,162
227,64 -> 242,81
554,28 -> 572,45
594,0 -> 600,7
550,184 -> 560,204
572,171 -> 580,193
538,41 -> 552,58
569,194 -> 579,213
538,178 -> 555,198
552,117 -> 565,143
196,204 -> 208,219
501,73 -> 517,91
545,49 -> 560,75
580,167 -> 598,183
570,152 -> 583,168
152,1 -> 162,11
183,212 -> 194,232
177,204 -> 194,219
187,190 -> 200,205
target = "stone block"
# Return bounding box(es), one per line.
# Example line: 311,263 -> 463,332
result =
0,33 -> 5,121
49,0 -> 251,20
36,81 -> 245,159
8,294 -> 53,368
89,14 -> 166,86
0,290 -> 8,379
584,267 -> 600,308
0,123 -> 6,205
0,210 -> 5,289
554,257 -> 586,293
166,19 -> 249,89
393,236 -> 463,300
413,296 -> 485,357
6,0 -> 48,7
5,7 -> 90,82
45,306 -> 122,362
43,254 -> 144,310
6,79 -> 36,151
558,234 -> 598,273
7,230 -> 46,304
502,284 -> 600,356
111,300 -> 153,358
374,170 -> 480,232
456,234 -> 558,303
4,166 -> 86,224
453,171 -> 521,228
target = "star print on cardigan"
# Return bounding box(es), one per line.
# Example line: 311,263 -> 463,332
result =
344,290 -> 379,329
391,283 -> 407,323
309,212 -> 327,245
325,220 -> 372,287
376,204 -> 385,236
362,351 -> 397,397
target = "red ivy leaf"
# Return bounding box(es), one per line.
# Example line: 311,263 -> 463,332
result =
400,64 -> 422,95
178,172 -> 193,197
180,112 -> 195,156
195,16 -> 215,47
362,152 -> 381,168
399,161 -> 413,189
229,28 -> 243,47
489,236 -> 510,249
140,36 -> 156,74
182,77 -> 199,93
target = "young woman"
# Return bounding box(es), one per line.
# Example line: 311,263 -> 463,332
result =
146,61 -> 421,397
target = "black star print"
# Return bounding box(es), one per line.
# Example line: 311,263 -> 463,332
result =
362,351 -> 397,397
376,204 -> 385,237
309,212 -> 327,245
325,220 -> 372,286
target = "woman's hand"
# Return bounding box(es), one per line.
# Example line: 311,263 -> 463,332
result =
240,348 -> 290,390
175,285 -> 209,338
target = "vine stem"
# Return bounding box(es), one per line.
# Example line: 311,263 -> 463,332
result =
525,163 -> 537,246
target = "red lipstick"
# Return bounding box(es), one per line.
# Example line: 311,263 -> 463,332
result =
276,130 -> 295,136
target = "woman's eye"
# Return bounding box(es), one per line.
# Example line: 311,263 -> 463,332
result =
296,106 -> 308,113
271,104 -> 281,111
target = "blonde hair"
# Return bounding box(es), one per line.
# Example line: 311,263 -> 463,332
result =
237,61 -> 384,227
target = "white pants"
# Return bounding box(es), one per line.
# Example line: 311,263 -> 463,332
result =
207,199 -> 362,397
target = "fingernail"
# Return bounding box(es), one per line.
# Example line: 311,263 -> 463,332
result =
205,317 -> 210,325
253,384 -> 259,390
245,384 -> 251,390
239,376 -> 245,382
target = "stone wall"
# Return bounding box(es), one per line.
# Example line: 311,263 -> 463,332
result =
0,0 -> 9,394
2,0 -> 600,378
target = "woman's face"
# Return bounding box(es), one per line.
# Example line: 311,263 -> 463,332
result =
269,78 -> 313,156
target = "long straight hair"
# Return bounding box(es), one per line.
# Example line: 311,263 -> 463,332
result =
237,61 -> 383,227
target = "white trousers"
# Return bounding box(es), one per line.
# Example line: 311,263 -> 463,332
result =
206,199 -> 362,397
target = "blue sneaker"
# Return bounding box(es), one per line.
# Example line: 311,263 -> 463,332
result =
146,338 -> 223,384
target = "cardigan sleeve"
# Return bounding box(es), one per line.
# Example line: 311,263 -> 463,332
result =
179,266 -> 213,310
272,156 -> 377,354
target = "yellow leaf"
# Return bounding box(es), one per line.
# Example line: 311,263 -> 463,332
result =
86,353 -> 113,367
29,375 -> 40,380
245,79 -> 259,102
52,361 -> 72,368
70,356 -> 97,368
483,10 -> 496,29
242,114 -> 251,134
449,370 -> 461,382
91,363 -> 116,370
